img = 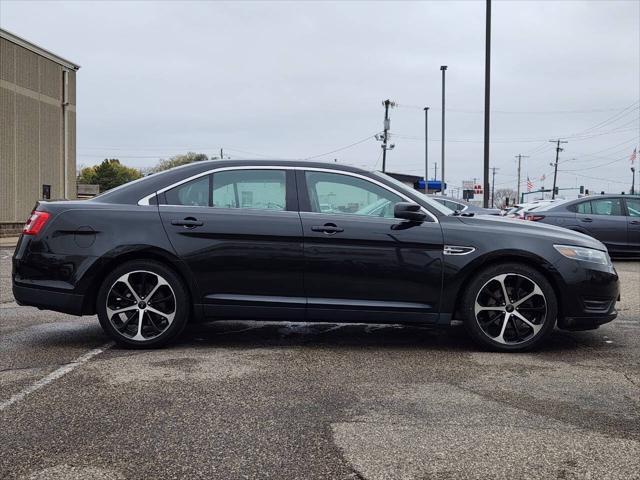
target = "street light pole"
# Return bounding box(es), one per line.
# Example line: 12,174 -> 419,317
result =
483,0 -> 491,208
424,107 -> 429,193
440,65 -> 447,195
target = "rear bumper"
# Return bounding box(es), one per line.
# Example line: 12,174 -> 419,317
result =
13,284 -> 85,316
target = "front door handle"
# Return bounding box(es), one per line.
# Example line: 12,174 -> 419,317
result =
171,217 -> 204,228
581,217 -> 593,223
311,223 -> 344,234
631,220 -> 640,225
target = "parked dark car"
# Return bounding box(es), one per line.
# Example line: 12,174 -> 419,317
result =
428,195 -> 501,215
13,160 -> 619,351
524,195 -> 640,258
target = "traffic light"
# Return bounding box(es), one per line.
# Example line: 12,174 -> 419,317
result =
553,186 -> 559,195
579,185 -> 584,194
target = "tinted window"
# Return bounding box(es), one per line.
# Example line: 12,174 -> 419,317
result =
590,198 -> 623,216
305,171 -> 403,218
212,169 -> 286,210
165,175 -> 211,206
626,198 -> 640,217
575,201 -> 591,214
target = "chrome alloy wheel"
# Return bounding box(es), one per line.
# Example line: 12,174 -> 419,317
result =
105,270 -> 176,342
474,273 -> 547,345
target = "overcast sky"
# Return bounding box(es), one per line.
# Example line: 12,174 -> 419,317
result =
1,0 -> 639,197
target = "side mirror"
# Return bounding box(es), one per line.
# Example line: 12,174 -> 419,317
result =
394,202 -> 427,222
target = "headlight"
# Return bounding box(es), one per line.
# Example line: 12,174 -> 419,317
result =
554,244 -> 610,265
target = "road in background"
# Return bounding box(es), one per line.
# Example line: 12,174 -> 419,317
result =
1,249 -> 639,479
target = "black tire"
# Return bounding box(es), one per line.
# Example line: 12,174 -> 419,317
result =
461,262 -> 557,352
97,260 -> 189,348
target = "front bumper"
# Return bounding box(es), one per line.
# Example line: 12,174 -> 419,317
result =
554,257 -> 619,331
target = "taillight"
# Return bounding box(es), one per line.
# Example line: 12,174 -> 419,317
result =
22,211 -> 51,235
526,214 -> 545,222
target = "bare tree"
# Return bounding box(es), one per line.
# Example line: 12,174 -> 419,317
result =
493,188 -> 517,209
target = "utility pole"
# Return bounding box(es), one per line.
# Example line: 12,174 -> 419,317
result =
490,167 -> 499,207
483,0 -> 492,208
549,139 -> 568,199
381,99 -> 395,172
631,166 -> 636,195
440,66 -> 447,195
434,162 -> 438,182
515,154 -> 529,203
424,107 -> 429,193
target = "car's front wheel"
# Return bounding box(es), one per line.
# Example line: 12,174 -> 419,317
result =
461,263 -> 557,352
97,260 -> 189,348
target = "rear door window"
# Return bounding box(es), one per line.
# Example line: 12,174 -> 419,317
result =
590,198 -> 623,216
212,169 -> 286,211
164,175 -> 211,206
575,201 -> 592,214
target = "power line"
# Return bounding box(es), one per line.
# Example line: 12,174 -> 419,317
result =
303,133 -> 377,160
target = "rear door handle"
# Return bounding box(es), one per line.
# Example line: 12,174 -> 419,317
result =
581,217 -> 593,223
171,217 -> 203,228
311,224 -> 344,234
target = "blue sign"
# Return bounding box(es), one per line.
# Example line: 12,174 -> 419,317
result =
427,180 -> 443,191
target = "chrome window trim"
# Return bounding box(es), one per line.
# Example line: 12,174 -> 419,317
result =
138,165 -> 439,223
443,245 -> 476,256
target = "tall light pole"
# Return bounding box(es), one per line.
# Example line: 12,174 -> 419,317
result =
440,66 -> 447,195
483,0 -> 491,208
424,107 -> 429,192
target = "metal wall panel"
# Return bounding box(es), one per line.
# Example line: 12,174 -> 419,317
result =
0,37 -> 76,223
39,56 -> 61,100
0,38 -> 15,83
67,109 -> 76,198
39,102 -> 62,199
15,44 -> 39,92
68,70 -> 76,105
0,85 -> 16,222
14,95 -> 40,220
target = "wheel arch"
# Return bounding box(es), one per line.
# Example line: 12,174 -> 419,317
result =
80,246 -> 200,319
449,250 -> 564,322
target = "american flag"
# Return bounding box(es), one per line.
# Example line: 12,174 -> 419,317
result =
527,177 -> 534,192
631,147 -> 637,165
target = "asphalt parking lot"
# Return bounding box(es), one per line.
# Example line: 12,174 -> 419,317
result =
1,249 -> 639,480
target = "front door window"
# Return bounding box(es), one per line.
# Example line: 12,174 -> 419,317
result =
304,171 -> 403,218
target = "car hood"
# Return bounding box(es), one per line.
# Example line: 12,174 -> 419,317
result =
456,214 -> 607,251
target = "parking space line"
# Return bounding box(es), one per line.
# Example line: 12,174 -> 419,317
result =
0,342 -> 113,412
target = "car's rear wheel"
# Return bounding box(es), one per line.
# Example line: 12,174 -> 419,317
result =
461,263 -> 557,352
97,260 -> 189,348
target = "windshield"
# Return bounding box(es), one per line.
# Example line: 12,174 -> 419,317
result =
371,171 -> 453,215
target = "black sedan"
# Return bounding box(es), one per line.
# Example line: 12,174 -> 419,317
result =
13,160 -> 619,351
524,195 -> 640,258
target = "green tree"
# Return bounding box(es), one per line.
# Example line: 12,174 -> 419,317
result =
77,159 -> 142,192
151,152 -> 209,173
